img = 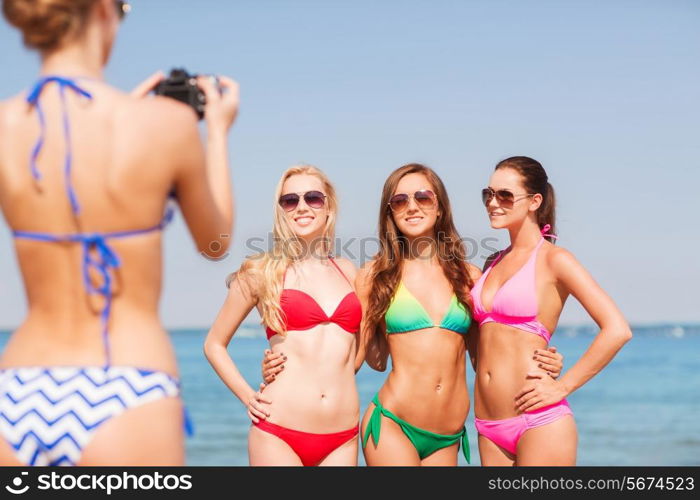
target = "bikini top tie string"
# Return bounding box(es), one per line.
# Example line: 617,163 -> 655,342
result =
540,223 -> 558,240
27,75 -> 93,215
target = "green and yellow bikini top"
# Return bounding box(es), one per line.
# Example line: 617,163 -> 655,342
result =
384,281 -> 471,335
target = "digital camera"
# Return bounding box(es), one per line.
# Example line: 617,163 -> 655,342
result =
154,68 -> 214,120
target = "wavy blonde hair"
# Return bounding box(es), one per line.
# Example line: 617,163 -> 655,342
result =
227,165 -> 338,336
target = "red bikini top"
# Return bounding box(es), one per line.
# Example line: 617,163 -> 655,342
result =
265,257 -> 362,339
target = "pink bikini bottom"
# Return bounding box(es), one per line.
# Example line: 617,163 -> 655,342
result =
474,399 -> 573,456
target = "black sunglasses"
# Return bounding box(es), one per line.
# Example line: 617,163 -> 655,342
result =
388,190 -> 437,212
481,187 -> 534,206
115,0 -> 131,21
278,191 -> 327,212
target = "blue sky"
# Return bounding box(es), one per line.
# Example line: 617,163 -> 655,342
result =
0,0 -> 698,328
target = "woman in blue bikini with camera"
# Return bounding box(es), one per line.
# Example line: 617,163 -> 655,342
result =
0,0 -> 238,465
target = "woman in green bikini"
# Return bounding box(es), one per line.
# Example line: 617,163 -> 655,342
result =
354,163 -> 476,465
262,163 -> 563,465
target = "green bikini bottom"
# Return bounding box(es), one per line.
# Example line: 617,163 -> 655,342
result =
362,394 -> 470,463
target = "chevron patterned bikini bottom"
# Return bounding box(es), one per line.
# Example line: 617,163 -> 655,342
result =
0,366 -> 182,466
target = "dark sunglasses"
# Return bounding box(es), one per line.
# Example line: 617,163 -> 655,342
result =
481,187 -> 534,206
278,191 -> 327,212
115,0 -> 131,21
388,190 -> 437,212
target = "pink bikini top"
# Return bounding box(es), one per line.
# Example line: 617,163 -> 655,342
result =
469,225 -> 557,342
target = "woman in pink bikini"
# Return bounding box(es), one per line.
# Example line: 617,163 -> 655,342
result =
204,165 -> 362,466
470,156 -> 632,465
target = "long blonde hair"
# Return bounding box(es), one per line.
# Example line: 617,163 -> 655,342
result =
228,165 -> 338,336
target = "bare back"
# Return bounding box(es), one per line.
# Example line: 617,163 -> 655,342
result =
0,80 -> 199,375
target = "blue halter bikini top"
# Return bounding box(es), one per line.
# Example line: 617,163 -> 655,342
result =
12,76 -> 175,367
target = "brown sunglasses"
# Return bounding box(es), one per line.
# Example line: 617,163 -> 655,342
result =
278,191 -> 327,212
388,190 -> 437,212
481,187 -> 534,206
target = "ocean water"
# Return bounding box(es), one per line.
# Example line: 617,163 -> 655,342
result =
1,324 -> 699,466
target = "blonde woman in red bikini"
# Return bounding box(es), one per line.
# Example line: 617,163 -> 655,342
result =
205,166 -> 362,466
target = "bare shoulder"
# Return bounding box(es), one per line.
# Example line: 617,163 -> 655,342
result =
355,259 -> 377,289
357,258 -> 377,278
117,96 -> 201,173
0,98 -> 5,134
125,95 -> 199,134
545,245 -> 582,277
228,255 -> 266,298
332,256 -> 358,282
0,94 -> 33,163
238,254 -> 266,277
0,93 -> 31,128
1,92 -> 30,107
465,261 -> 482,282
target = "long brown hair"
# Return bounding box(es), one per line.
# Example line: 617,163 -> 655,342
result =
364,163 -> 473,345
495,156 -> 557,243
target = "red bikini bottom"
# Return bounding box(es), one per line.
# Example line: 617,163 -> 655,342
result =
253,420 -> 359,466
